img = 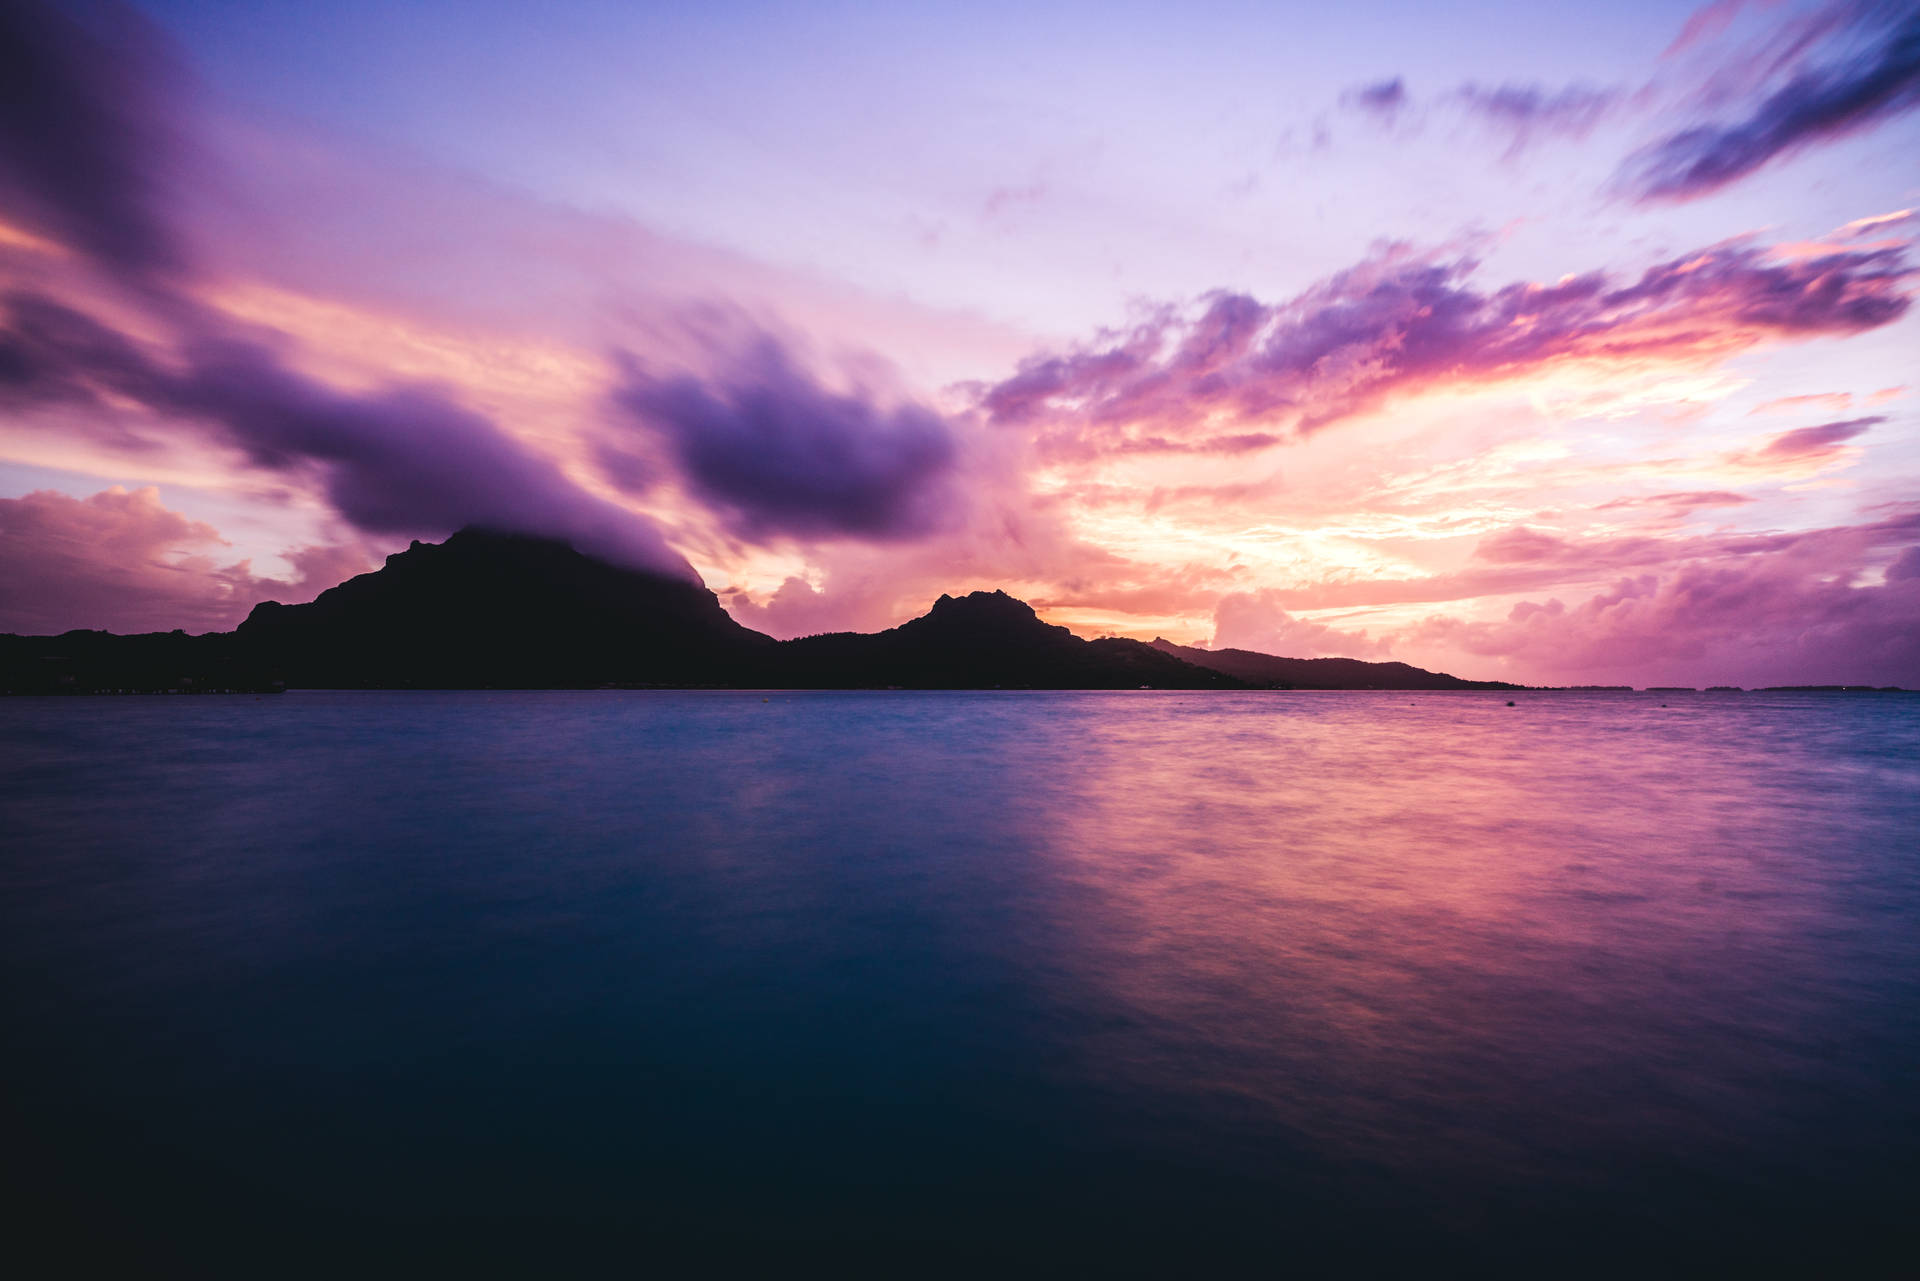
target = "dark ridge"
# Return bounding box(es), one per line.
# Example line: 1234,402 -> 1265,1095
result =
1,530 -> 1239,691
1147,638 -> 1521,691
1759,685 -> 1909,693
0,628 -> 274,694
777,590 -> 1240,689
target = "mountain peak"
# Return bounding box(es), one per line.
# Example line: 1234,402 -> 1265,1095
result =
925,589 -> 1037,621
235,526 -> 771,686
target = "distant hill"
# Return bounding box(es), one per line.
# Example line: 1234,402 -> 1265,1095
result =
1147,638 -> 1520,690
779,590 -> 1239,689
2,529 -> 1238,691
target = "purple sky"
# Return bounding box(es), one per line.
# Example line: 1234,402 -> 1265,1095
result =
2,0 -> 1917,685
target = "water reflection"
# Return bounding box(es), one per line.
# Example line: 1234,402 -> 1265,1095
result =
2,691 -> 1916,1271
1007,693 -> 1920,1250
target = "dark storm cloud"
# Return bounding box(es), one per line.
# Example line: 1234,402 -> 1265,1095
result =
612,337 -> 960,543
1622,1 -> 1920,201
0,0 -> 184,278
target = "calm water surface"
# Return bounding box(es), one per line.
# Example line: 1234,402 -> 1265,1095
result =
4,691 -> 1918,1273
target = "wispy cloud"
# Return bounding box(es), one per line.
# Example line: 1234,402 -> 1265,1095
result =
1728,414 -> 1881,469
1343,77 -> 1408,120
1750,391 -> 1854,413
1456,82 -> 1623,151
1621,1 -> 1920,201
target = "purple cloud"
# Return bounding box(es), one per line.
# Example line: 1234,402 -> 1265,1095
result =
1596,491 -> 1755,510
0,291 -> 693,576
1409,534 -> 1920,687
1457,82 -> 1622,150
1345,77 -> 1408,119
1622,2 -> 1920,201
0,0 -> 184,280
613,337 -> 960,543
1737,415 -> 1881,465
979,241 -> 1912,458
1756,415 -> 1880,455
0,3 -> 694,580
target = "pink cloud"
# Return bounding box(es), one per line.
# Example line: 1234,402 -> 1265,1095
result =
1596,491 -> 1754,511
0,486 -> 369,634
979,240 -> 1911,460
1212,591 -> 1387,659
1728,415 -> 1880,469
1406,539 -> 1920,688
1749,391 -> 1852,414
1662,0 -> 1764,59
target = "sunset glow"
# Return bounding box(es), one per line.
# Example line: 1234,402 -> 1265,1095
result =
3,0 -> 1916,686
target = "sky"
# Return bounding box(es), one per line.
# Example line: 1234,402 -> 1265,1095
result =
1,0 -> 1917,686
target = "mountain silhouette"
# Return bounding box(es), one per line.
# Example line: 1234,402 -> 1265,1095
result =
236,527 -> 774,687
1147,638 -> 1519,690
2,529 -> 1237,691
780,590 -> 1239,689
1,529 -> 1543,692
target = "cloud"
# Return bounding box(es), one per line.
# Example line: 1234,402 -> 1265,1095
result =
1405,528 -> 1920,687
1596,490 -> 1754,511
1663,0 -> 1762,59
978,239 -> 1911,459
612,335 -> 960,544
1456,82 -> 1622,150
1834,207 -> 1916,238
719,575 -> 851,638
1341,75 -> 1624,152
1622,2 -> 1920,201
1344,77 -> 1408,119
1215,511 -> 1920,615
0,0 -> 704,579
1474,526 -> 1572,563
1730,414 -> 1880,468
0,486 -> 368,633
0,0 -> 186,281
983,183 -> 1047,221
1750,391 -> 1853,413
1212,590 -> 1387,659
0,291 -> 695,576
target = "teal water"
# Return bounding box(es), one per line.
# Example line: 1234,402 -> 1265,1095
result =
4,691 -> 1918,1273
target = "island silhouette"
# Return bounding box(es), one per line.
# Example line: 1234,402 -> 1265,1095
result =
1,527 -> 1522,693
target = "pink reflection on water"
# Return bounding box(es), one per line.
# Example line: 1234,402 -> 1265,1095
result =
1011,693 -> 1889,1191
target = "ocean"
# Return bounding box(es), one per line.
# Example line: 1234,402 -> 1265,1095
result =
4,690 -> 1917,1274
